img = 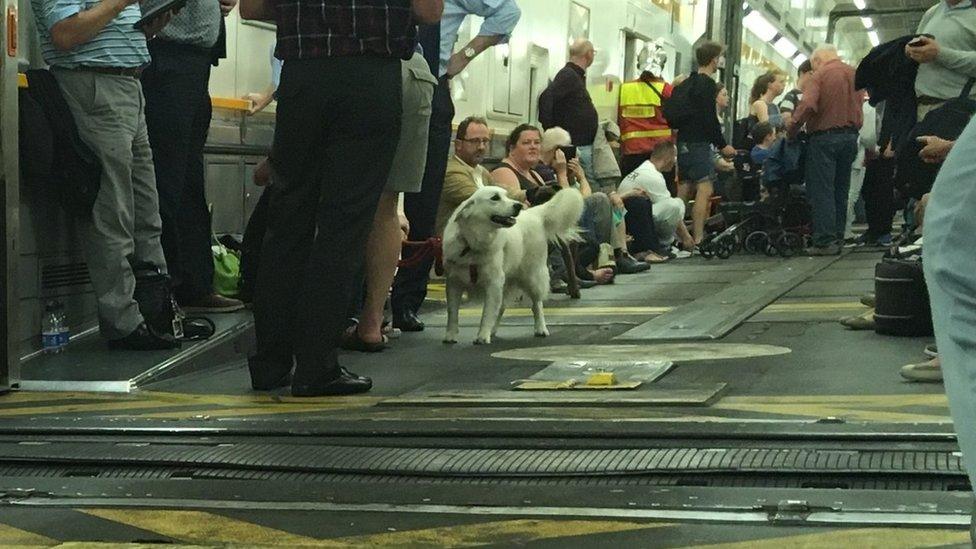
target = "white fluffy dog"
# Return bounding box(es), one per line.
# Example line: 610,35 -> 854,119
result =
442,186 -> 584,345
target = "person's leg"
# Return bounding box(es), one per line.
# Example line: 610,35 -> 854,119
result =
845,165 -> 866,240
356,191 -> 401,344
130,83 -> 168,275
861,157 -> 882,242
876,157 -> 896,239
54,70 -> 145,339
577,145 -> 597,183
622,196 -> 658,254
692,180 -> 714,243
654,197 -> 688,251
291,57 -> 402,390
392,77 -> 453,323
585,193 -> 614,245
239,190 -> 270,304
141,44 -> 206,300
833,135 -> 858,245
804,134 -> 836,248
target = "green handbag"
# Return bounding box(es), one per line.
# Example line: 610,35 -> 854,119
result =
212,239 -> 242,298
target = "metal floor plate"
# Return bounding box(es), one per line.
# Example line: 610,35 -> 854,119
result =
615,256 -> 840,341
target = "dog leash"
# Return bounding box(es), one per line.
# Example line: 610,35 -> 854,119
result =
398,237 -> 444,276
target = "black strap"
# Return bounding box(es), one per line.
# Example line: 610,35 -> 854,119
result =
643,79 -> 665,103
960,77 -> 976,100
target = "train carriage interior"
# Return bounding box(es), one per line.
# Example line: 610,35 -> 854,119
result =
0,0 -> 973,546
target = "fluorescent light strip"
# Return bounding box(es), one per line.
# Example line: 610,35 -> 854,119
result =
868,30 -> 880,47
773,36 -> 798,58
853,0 -> 866,9
861,17 -> 873,29
743,10 -> 778,42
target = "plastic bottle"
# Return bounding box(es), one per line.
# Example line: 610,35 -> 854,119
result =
41,301 -> 67,354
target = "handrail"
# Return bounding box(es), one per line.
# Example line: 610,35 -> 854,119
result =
203,142 -> 271,156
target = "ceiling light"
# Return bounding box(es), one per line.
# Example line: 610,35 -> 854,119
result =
773,36 -> 798,58
861,17 -> 873,28
743,10 -> 778,42
793,53 -> 809,68
853,0 -> 866,9
868,30 -> 880,47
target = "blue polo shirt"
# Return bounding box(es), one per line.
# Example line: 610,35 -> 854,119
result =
30,0 -> 150,68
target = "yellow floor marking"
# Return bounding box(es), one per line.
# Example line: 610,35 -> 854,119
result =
456,306 -> 669,317
0,400 -> 198,417
762,303 -> 867,312
140,392 -> 384,408
80,509 -> 325,546
713,394 -> 951,423
0,523 -> 57,546
330,519 -> 670,547
684,527 -> 969,548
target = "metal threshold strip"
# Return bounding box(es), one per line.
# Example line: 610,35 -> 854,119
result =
0,442 -> 965,478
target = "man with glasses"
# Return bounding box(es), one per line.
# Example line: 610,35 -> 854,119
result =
435,116 -> 494,236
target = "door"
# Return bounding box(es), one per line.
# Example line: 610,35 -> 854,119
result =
528,45 -> 549,126
0,0 -> 19,390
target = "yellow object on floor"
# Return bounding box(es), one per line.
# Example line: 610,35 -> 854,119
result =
586,372 -> 617,386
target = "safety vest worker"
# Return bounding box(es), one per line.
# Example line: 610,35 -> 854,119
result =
618,75 -> 674,160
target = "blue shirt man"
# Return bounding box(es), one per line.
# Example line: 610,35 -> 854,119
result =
392,0 -> 520,332
31,0 -> 148,68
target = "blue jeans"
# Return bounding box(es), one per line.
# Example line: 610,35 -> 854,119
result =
577,145 -> 598,184
804,131 -> 858,247
924,117 -> 976,492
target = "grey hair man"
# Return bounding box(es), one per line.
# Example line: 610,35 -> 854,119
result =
540,38 -> 600,183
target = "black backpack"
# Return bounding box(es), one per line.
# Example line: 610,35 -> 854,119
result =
24,69 -> 101,218
661,74 -> 696,130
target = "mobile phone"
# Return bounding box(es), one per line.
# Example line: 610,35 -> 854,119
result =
908,36 -> 926,48
557,145 -> 577,161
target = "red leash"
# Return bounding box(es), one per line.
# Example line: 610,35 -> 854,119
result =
398,237 -> 444,275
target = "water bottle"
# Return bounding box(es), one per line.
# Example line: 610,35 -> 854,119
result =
42,301 -> 67,354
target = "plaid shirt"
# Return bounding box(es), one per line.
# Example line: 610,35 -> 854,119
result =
275,0 -> 417,60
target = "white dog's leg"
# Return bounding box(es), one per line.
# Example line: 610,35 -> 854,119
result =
475,279 -> 504,345
444,279 -> 463,344
491,287 -> 513,339
528,268 -> 550,337
532,299 -> 549,337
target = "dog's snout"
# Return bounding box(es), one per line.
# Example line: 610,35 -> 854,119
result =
512,203 -> 523,214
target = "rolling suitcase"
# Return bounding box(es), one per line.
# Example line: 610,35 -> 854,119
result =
874,257 -> 933,337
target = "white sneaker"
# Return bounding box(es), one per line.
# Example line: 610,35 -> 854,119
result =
900,358 -> 942,382
924,344 -> 938,358
670,247 -> 692,259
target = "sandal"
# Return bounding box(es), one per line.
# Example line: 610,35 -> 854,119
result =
340,327 -> 388,353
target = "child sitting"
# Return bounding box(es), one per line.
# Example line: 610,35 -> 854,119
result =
750,122 -> 777,166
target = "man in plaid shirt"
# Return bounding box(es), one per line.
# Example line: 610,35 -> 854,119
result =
240,0 -> 443,397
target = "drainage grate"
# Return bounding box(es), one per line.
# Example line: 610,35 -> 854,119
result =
0,443 -> 965,478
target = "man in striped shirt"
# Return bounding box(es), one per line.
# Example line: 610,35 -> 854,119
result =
30,0 -> 181,350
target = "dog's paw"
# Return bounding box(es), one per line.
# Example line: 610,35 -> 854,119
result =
534,329 -> 550,338
473,336 -> 491,345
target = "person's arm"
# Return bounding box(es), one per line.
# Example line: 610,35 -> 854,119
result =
491,166 -> 523,196
240,0 -> 276,21
790,73 -> 820,137
752,100 -> 769,123
445,0 -> 520,77
411,0 -> 443,24
918,136 -> 954,164
48,0 -> 134,51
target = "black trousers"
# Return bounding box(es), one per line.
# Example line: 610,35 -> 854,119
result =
390,77 -> 454,316
141,41 -> 215,303
862,156 -> 896,239
253,56 -> 401,386
623,196 -> 664,255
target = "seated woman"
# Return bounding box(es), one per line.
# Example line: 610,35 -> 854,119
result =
535,127 -> 648,275
491,125 -> 614,284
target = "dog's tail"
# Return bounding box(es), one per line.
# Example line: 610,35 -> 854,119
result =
540,187 -> 585,243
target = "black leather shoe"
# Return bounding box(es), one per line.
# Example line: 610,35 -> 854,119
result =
616,254 -> 650,274
248,357 -> 293,391
393,310 -> 425,332
108,323 -> 180,351
292,372 -> 373,397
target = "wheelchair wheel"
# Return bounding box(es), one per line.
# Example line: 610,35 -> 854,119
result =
777,232 -> 804,257
745,231 -> 769,254
716,239 -> 734,259
699,241 -> 716,259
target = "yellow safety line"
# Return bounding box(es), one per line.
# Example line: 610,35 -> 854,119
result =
330,519 -> 671,546
0,523 -> 56,546
682,527 -> 970,549
135,402 -> 377,419
80,509 -> 325,546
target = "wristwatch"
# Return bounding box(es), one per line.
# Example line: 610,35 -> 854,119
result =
463,47 -> 477,60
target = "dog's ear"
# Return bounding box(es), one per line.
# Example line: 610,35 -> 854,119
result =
454,200 -> 475,222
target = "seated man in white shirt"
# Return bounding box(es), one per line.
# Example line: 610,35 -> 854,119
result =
618,142 -> 696,253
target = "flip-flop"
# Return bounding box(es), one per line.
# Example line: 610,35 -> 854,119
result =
340,328 -> 388,353
644,252 -> 670,264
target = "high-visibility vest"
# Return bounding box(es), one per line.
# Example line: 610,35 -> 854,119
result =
618,79 -> 674,156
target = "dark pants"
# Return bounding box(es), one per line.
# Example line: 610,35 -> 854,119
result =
623,196 -> 663,255
141,41 -> 215,303
805,131 -> 858,247
391,77 -> 454,316
253,56 -> 401,386
862,156 -> 896,239
239,190 -> 269,303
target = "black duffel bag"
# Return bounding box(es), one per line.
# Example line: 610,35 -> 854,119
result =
874,257 -> 933,337
129,258 -> 184,344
